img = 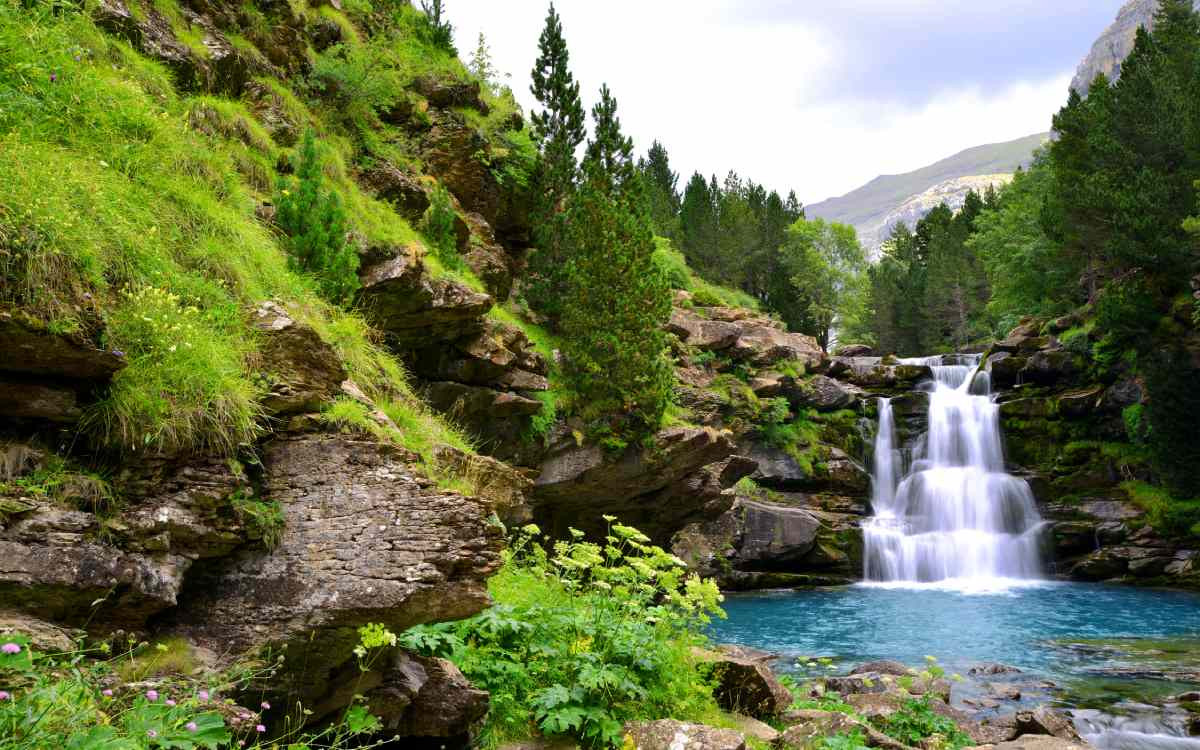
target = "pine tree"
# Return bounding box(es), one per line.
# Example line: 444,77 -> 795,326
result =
561,85 -> 673,440
468,32 -> 498,92
418,0 -> 455,54
525,2 -> 586,321
680,172 -> 718,276
275,129 -> 358,306
640,140 -> 681,240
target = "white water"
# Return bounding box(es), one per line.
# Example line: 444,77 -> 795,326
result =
862,354 -> 1045,590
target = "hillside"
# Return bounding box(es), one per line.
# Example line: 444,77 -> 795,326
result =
805,132 -> 1047,256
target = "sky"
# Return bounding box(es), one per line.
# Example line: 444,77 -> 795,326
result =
446,0 -> 1125,206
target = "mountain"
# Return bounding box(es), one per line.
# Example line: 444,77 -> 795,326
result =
1072,0 -> 1196,95
806,133 -> 1048,257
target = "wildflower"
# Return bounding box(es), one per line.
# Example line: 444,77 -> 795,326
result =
1,643 -> 20,654
256,724 -> 266,733
0,691 -> 10,700
260,701 -> 270,710
102,689 -> 113,697
165,699 -> 176,706
186,722 -> 198,732
147,730 -> 157,739
49,72 -> 57,83
146,689 -> 159,701
198,690 -> 210,701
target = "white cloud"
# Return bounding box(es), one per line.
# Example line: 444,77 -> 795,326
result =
448,1 -> 1074,205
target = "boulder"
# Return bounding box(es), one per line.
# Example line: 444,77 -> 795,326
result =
412,75 -> 487,112
971,714 -> 1021,745
422,112 -> 502,228
358,250 -> 493,348
794,375 -> 867,412
1015,708 -> 1084,742
532,427 -> 736,542
168,435 -> 503,710
968,663 -> 1023,676
1021,350 -> 1078,386
695,646 -> 793,718
734,500 -> 823,568
412,319 -> 549,392
986,352 -> 1027,390
835,344 -> 874,357
623,720 -> 746,750
1069,549 -> 1129,580
387,653 -> 489,741
743,441 -> 869,494
667,307 -> 743,351
359,162 -> 432,220
729,325 -> 825,369
250,302 -> 347,415
0,611 -> 77,652
851,660 -> 912,677
777,710 -> 908,750
1098,377 -> 1144,413
728,714 -> 780,743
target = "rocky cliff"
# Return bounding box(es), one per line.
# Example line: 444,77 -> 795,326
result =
1070,0 -> 1198,95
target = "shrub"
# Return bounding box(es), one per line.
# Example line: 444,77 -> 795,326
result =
400,520 -> 726,748
420,183 -> 465,271
0,629 -> 391,749
276,129 -> 359,306
873,697 -> 972,750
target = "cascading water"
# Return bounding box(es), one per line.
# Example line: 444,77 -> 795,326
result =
862,354 -> 1045,587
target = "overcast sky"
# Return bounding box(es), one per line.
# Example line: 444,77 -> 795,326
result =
446,1 -> 1124,206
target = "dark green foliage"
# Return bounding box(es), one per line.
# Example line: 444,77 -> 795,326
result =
275,129 -> 359,306
561,86 -> 674,438
525,2 -> 585,321
640,140 -> 681,241
1143,346 -> 1200,497
771,218 -> 868,350
420,182 -> 473,276
417,0 -> 455,54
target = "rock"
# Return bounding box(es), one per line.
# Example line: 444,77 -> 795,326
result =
824,673 -> 888,696
422,112 -> 502,227
744,441 -> 869,494
388,653 -> 489,741
777,710 -> 908,750
1098,377 -> 1145,413
1016,707 -> 1083,742
667,307 -> 743,351
1021,350 -> 1078,386
978,736 -> 1091,750
987,683 -> 1022,701
0,377 -> 81,423
729,325 -> 825,369
532,427 -> 736,543
987,352 -> 1027,390
827,358 -> 932,389
1058,387 -> 1104,417
624,720 -> 746,750
413,319 -> 549,392
851,660 -> 913,677
359,162 -> 432,220
836,344 -> 874,357
971,714 -> 1021,745
250,302 -> 347,415
412,75 -> 487,112
432,446 -> 532,527
424,380 -> 541,418
794,375 -> 867,412
0,311 -> 125,379
243,79 -> 299,146
1127,555 -> 1173,577
358,249 -> 492,348
695,646 -> 793,718
728,714 -> 780,743
968,663 -> 1023,676
846,692 -> 905,720
734,500 -> 823,567
0,611 -> 78,652
169,435 -> 502,710
1069,549 -> 1129,580
459,211 -> 515,301
1051,522 -> 1098,557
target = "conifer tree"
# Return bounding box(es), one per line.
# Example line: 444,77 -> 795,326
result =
561,85 -> 673,440
640,140 -> 681,240
525,2 -> 586,321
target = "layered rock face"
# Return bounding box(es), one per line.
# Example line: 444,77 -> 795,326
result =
1071,0 -> 1198,96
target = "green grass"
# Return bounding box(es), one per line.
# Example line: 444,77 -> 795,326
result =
1122,480 -> 1200,538
116,637 -> 199,683
653,237 -> 760,310
0,5 -> 478,470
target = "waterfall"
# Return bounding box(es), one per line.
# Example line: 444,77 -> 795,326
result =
862,354 -> 1045,588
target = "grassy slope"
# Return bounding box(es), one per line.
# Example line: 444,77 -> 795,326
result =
0,1 -> 503,492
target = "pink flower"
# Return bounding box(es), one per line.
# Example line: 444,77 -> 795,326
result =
146,689 -> 159,701
147,730 -> 157,739
102,689 -> 113,697
198,690 -> 209,701
255,724 -> 266,733
186,722 -> 198,732
0,691 -> 10,700
260,701 -> 270,710
1,643 -> 20,654
165,699 -> 176,707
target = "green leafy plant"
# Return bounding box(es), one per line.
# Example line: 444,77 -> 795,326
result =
400,519 -> 726,748
873,697 -> 972,750
230,491 -> 285,550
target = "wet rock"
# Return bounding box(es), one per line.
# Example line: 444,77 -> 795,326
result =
1051,522 -> 1098,557
852,660 -> 913,677
1015,708 -> 1083,742
624,720 -> 746,750
987,352 -> 1027,389
251,302 -> 347,415
1098,377 -> 1144,413
696,646 -> 793,718
743,441 -> 869,494
1021,350 -> 1079,386
358,250 -> 492,348
1069,549 -> 1130,580
969,663 -> 1023,676
170,435 -> 502,709
971,714 -> 1021,744
1057,386 -> 1104,417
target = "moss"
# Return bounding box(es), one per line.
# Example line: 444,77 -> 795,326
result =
1122,480 -> 1200,539
117,637 -> 199,682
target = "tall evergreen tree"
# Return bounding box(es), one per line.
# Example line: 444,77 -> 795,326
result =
561,86 -> 673,439
680,172 -> 718,275
525,3 -> 586,321
640,140 -> 681,240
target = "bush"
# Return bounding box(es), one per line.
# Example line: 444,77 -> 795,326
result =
275,129 -> 360,306
873,697 -> 972,750
400,520 -> 726,748
0,629 -> 392,749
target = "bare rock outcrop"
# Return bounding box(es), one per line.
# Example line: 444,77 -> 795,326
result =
624,720 -> 747,750
250,302 -> 347,415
